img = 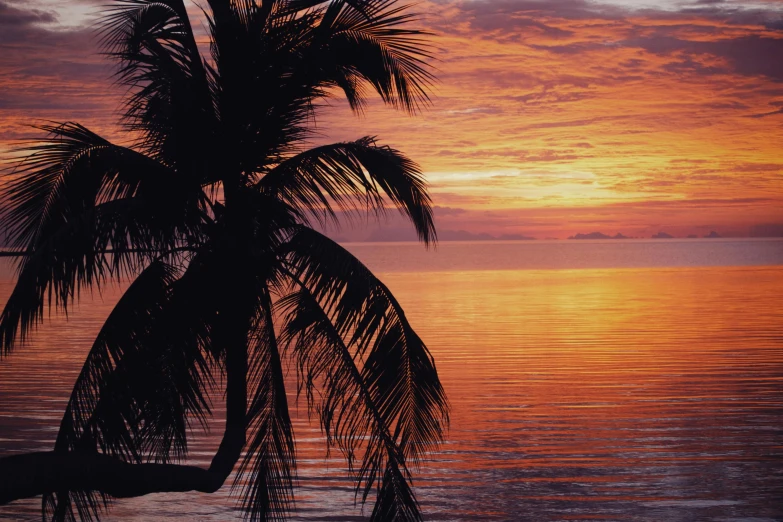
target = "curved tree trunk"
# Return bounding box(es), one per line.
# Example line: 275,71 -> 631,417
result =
0,186 -> 258,508
0,342 -> 249,506
0,281 -> 251,507
208,182 -> 253,487
208,282 -> 250,482
0,452 -> 224,504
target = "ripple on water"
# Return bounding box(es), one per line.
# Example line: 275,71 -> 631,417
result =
0,246 -> 782,521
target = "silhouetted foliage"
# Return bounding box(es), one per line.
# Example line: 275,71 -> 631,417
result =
0,1 -> 448,521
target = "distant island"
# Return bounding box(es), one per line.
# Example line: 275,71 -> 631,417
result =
568,232 -> 629,240
334,226 -> 770,243
566,230 -> 726,240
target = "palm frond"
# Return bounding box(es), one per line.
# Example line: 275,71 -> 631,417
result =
279,226 -> 448,517
236,293 -> 296,522
322,0 -> 435,113
44,257 -> 217,521
279,0 -> 434,114
205,0 -> 319,173
277,285 -> 422,521
260,138 -> 436,245
1,123 -> 160,249
0,123 -> 205,355
202,0 -> 433,172
43,260 -> 176,522
101,0 -> 216,168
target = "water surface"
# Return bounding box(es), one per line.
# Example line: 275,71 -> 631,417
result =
1,239 -> 782,520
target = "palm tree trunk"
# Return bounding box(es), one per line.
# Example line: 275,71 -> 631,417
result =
0,186 -> 258,506
0,283 -> 251,506
0,287 -> 251,507
207,311 -> 248,482
0,451 -> 225,504
208,180 -> 252,483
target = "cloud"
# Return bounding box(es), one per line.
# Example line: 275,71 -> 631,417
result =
445,0 -> 628,25
1,0 -> 781,238
748,107 -> 783,117
624,35 -> 783,80
433,206 -> 469,216
0,1 -> 117,146
432,0 -> 783,83
0,1 -> 56,34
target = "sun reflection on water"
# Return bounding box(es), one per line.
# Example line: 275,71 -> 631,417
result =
0,244 -> 781,521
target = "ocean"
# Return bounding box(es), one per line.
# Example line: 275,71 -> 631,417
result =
1,238 -> 782,521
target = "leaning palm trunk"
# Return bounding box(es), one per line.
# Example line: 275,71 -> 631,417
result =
0,1 -> 448,521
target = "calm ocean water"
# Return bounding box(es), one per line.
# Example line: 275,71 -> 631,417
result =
1,239 -> 782,521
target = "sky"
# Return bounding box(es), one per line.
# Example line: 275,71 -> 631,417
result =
1,0 -> 782,240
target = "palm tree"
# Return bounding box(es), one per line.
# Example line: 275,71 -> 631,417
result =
0,1 -> 448,520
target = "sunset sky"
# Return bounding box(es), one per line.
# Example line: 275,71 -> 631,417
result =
1,0 -> 782,240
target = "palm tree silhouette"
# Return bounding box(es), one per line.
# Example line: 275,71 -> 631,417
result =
0,1 -> 448,520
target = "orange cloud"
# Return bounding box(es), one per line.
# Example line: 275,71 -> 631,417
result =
313,0 -> 783,237
1,0 -> 782,239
